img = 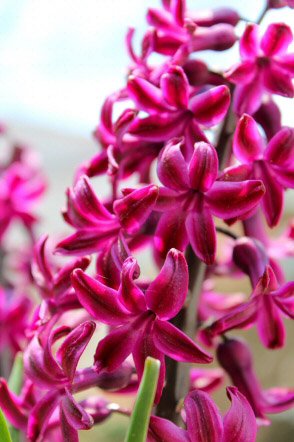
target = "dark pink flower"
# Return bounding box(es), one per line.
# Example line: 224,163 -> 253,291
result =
226,23 -> 294,115
71,249 -> 212,402
128,68 -> 230,156
153,138 -> 265,263
210,266 -> 294,349
149,386 -> 257,441
233,114 -> 294,226
56,175 -> 158,255
217,338 -> 294,422
268,0 -> 294,8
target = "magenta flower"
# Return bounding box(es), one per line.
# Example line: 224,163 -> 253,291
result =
56,175 -> 158,255
233,114 -> 294,226
71,248 -> 212,401
226,23 -> 294,115
210,266 -> 294,349
153,138 -> 265,263
217,338 -> 294,422
128,68 -> 230,155
149,386 -> 257,442
268,0 -> 294,8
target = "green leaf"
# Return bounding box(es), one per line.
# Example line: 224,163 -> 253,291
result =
124,356 -> 160,442
0,408 -> 12,442
8,353 -> 23,442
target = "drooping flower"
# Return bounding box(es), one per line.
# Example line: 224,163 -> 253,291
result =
153,138 -> 265,263
149,386 -> 257,442
226,23 -> 294,115
71,248 -> 212,402
217,338 -> 294,423
233,114 -> 294,226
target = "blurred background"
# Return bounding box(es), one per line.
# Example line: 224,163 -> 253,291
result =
0,0 -> 293,440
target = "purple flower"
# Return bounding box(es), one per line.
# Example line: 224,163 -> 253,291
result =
128,68 -> 230,155
210,266 -> 294,349
149,386 -> 257,441
217,338 -> 294,422
233,114 -> 294,226
226,23 -> 294,115
71,248 -> 212,402
56,175 -> 158,255
153,138 -> 265,263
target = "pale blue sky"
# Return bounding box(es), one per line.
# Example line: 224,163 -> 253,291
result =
0,0 -> 293,135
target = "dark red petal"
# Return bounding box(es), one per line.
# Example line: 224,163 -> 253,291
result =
184,389 -> 223,442
206,180 -> 265,220
223,386 -> 257,442
57,321 -> 95,381
160,65 -> 189,109
257,295 -> 285,348
114,184 -> 158,234
240,24 -> 259,59
0,379 -> 27,430
265,126 -> 294,167
261,23 -> 293,56
188,142 -> 218,192
233,79 -> 263,116
186,209 -> 216,265
71,269 -> 130,325
233,114 -> 264,164
118,257 -> 146,313
157,138 -> 190,191
145,248 -> 188,320
153,319 -> 213,363
264,65 -> 294,98
189,85 -> 230,127
149,416 -> 189,442
127,75 -> 170,113
94,324 -> 136,372
154,210 -> 188,260
129,112 -> 188,142
61,389 -> 93,430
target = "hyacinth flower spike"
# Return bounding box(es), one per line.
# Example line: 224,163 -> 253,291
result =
233,114 -> 294,227
149,386 -> 257,442
226,22 -> 294,115
56,175 -> 158,255
71,249 -> 212,402
153,138 -> 265,263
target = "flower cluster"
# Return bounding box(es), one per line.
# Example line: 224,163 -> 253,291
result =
0,0 -> 293,441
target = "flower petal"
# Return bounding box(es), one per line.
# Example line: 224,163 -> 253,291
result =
223,386 -> 257,442
225,60 -> 257,84
61,389 -> 93,430
154,210 -> 189,260
253,161 -> 284,227
233,114 -> 264,163
275,53 -> 294,76
60,407 -> 79,442
149,416 -> 189,442
118,257 -> 146,313
56,321 -> 95,381
257,294 -> 285,348
0,379 -> 27,430
240,24 -> 259,59
186,209 -> 216,265
184,389 -> 223,442
127,75 -> 169,113
160,65 -> 189,109
189,85 -> 230,127
129,112 -> 188,142
188,142 -> 218,192
265,126 -> 294,167
261,23 -> 293,57
264,65 -> 294,98
113,184 -> 158,234
145,248 -> 188,319
157,138 -> 190,191
233,79 -> 263,116
206,180 -> 265,220
153,319 -> 213,363
262,387 -> 294,413
28,390 -> 60,441
94,323 -> 136,372
71,269 -> 130,325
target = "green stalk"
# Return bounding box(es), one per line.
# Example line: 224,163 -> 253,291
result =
124,357 -> 160,442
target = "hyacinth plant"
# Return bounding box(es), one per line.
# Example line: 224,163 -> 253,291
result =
0,1 -> 294,441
